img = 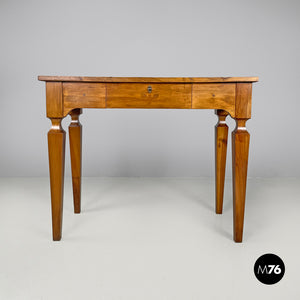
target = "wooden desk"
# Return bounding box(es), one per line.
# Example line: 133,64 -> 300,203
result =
38,76 -> 258,242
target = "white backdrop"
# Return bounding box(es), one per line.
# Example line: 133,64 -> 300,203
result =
0,0 -> 299,177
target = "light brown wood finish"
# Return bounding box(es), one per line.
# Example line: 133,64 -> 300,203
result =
231,83 -> 253,242
39,76 -> 258,242
232,119 -> 250,242
39,76 -> 259,83
46,82 -> 63,118
107,83 -> 192,109
69,109 -> 82,214
48,118 -> 65,241
192,83 -> 235,116
215,110 -> 229,214
235,83 -> 252,118
46,82 -> 66,241
63,83 -> 106,115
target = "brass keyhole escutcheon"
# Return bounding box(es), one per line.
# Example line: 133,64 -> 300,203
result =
147,85 -> 152,93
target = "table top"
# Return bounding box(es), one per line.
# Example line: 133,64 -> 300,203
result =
38,76 -> 259,83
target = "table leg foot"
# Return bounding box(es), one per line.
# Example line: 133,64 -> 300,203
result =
232,119 -> 250,242
215,110 -> 229,214
48,118 -> 66,241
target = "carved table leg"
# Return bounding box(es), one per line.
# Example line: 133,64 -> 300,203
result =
215,110 -> 229,214
48,118 -> 66,241
232,119 -> 250,242
69,109 -> 82,213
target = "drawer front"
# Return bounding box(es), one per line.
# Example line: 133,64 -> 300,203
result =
107,83 -> 192,109
192,83 -> 236,116
63,83 -> 106,112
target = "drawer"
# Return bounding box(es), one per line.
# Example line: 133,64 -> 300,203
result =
192,83 -> 236,115
63,83 -> 106,110
107,83 -> 192,109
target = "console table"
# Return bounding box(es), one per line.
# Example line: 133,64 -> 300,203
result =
38,76 -> 258,242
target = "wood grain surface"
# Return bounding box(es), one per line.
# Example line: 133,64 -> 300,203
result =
69,109 -> 82,214
106,83 -> 192,109
39,76 -> 259,83
192,83 -> 235,116
215,110 -> 229,214
63,83 -> 106,114
232,119 -> 250,242
46,82 -> 63,118
48,119 -> 65,241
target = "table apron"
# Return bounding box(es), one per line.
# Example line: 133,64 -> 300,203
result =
56,82 -> 250,118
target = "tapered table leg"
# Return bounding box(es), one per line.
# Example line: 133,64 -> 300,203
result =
69,109 -> 82,213
232,119 -> 250,242
215,110 -> 229,214
48,118 -> 66,241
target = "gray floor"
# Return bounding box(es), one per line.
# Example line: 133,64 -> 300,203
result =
0,177 -> 299,299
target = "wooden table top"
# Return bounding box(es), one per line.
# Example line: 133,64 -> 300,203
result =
38,76 -> 259,83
